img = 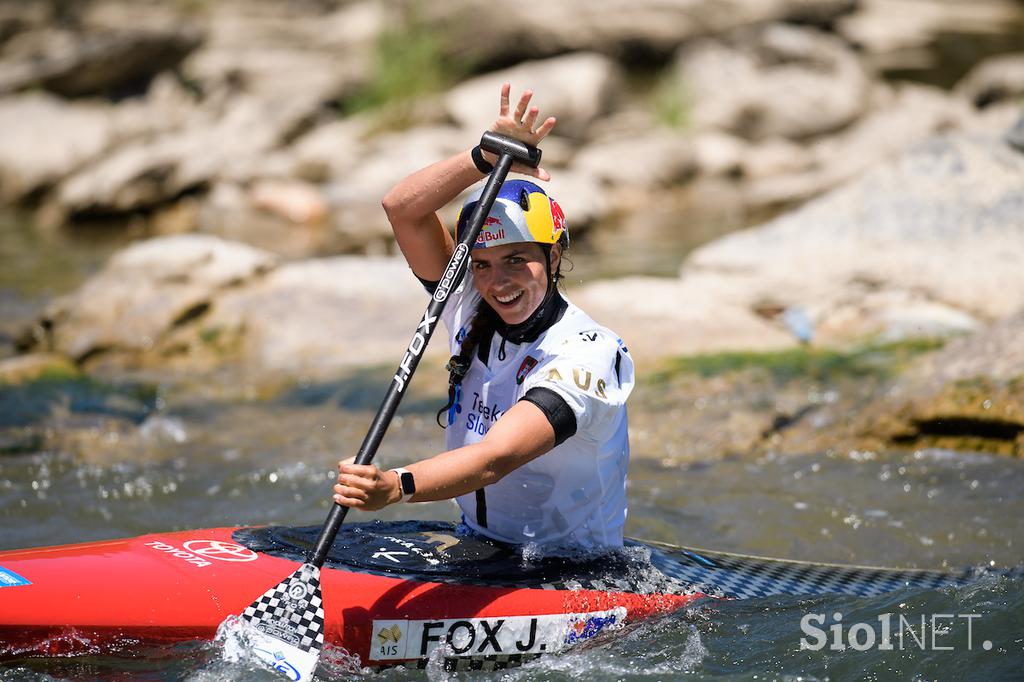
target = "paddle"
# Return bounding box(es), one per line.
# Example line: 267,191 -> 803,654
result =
226,131 -> 542,681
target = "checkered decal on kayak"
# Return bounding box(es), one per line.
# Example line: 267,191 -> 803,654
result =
649,548 -> 982,600
368,653 -> 543,673
242,564 -> 325,653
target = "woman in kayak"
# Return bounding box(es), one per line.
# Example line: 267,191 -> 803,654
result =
333,83 -> 634,548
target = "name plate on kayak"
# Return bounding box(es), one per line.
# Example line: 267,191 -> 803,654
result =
369,607 -> 626,662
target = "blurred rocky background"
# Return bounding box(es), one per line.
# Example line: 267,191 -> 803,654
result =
1,0 -> 1023,461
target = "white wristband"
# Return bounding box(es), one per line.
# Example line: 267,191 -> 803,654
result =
391,467 -> 415,503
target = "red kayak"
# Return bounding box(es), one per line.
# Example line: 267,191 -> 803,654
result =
1,521 -> 1014,671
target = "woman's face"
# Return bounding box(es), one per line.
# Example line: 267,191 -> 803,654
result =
470,242 -> 560,325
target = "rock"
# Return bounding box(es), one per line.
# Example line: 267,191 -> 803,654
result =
907,308 -> 1024,387
421,0 -> 856,66
181,2 -> 378,103
956,52 -> 1024,108
323,125 -> 469,242
744,84 -> 970,207
249,179 -> 328,224
0,93 -> 117,203
693,132 -> 746,177
537,169 -> 610,234
683,133 -> 1024,344
837,0 -> 1024,75
1008,115 -> 1024,153
568,276 -> 795,363
571,130 -> 697,189
289,117 -> 372,183
110,72 -> 202,140
828,308 -> 1024,457
0,353 -> 78,384
674,23 -> 871,142
199,257 -> 441,374
0,25 -> 202,97
54,94 -> 318,217
740,137 -> 813,181
34,235 -> 277,365
445,53 -> 623,140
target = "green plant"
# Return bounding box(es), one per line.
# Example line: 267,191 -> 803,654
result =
649,338 -> 947,384
651,75 -> 690,130
341,8 -> 467,125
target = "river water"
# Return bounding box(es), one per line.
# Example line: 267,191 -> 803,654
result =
2,213 -> 1024,679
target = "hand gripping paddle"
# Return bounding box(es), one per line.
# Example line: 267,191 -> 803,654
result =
226,132 -> 542,681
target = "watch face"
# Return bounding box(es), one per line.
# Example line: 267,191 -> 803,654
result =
399,470 -> 416,495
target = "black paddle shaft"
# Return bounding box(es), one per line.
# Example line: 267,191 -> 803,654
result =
308,132 -> 542,568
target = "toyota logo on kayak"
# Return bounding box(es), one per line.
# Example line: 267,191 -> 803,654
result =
182,540 -> 258,562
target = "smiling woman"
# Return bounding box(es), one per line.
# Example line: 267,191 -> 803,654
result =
333,83 -> 635,549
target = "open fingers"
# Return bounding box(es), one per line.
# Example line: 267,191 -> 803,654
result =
498,82 -> 511,117
534,116 -> 557,141
523,106 -> 539,133
513,90 -> 533,123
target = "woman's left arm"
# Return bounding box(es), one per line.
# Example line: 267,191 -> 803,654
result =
333,401 -> 555,511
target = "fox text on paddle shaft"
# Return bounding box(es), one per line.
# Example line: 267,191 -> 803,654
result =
799,611 -> 991,652
394,311 -> 438,393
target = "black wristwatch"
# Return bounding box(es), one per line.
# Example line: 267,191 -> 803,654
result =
391,468 -> 416,503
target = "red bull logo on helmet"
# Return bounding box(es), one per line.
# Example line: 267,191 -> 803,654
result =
476,228 -> 505,245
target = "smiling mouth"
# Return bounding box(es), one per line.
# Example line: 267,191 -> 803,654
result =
495,290 -> 523,305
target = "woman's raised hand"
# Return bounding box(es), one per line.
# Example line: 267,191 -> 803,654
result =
487,82 -> 557,181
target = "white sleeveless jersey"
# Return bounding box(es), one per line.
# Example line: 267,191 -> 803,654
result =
440,274 -> 635,548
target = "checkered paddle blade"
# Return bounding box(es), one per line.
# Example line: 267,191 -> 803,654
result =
241,563 -> 325,681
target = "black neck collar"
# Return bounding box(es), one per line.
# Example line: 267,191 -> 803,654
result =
476,290 -> 567,363
499,289 -> 567,344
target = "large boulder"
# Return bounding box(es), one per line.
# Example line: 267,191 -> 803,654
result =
33,235 -> 277,364
569,276 -> 795,362
288,116 -> 373,183
744,83 -> 971,206
684,132 -> 1024,342
571,130 -> 697,189
837,0 -> 1024,75
445,53 -> 623,140
839,309 -> 1024,457
0,93 -> 116,202
674,23 -> 872,142
955,52 -> 1024,109
54,94 -> 317,217
321,125 -> 470,242
420,0 -> 856,66
574,131 -> 1024,362
200,257 -> 440,374
0,25 -> 202,97
181,1 -> 380,102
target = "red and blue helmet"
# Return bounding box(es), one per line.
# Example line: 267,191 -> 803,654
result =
456,179 -> 567,249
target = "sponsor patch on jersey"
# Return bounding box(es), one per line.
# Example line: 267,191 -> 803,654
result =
516,356 -> 538,385
368,608 -> 626,661
0,565 -> 31,588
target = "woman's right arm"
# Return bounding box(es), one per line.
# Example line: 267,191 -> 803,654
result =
381,150 -> 485,282
381,83 -> 557,282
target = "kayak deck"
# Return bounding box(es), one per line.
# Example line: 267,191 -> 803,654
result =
2,520 -> 1021,670
236,520 -> 1023,600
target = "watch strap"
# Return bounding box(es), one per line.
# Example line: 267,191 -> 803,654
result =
391,467 -> 415,503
